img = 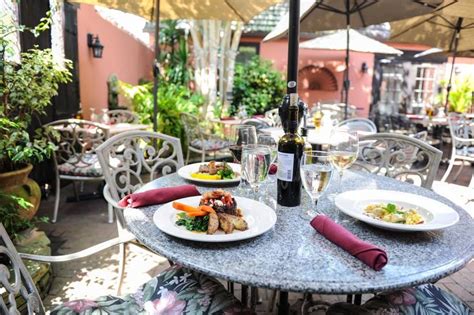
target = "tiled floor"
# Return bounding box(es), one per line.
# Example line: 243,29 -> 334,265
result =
36,162 -> 473,313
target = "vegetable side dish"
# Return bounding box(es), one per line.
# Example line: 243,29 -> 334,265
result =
190,161 -> 237,180
364,203 -> 424,225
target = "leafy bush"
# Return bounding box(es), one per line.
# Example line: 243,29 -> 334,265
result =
436,77 -> 474,113
231,56 -> 285,116
119,81 -> 204,143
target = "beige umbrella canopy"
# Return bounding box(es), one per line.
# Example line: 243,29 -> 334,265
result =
68,0 -> 279,22
300,29 -> 402,55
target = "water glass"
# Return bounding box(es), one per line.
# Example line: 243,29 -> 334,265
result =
300,151 -> 333,218
228,125 -> 257,163
257,134 -> 277,164
241,144 -> 271,198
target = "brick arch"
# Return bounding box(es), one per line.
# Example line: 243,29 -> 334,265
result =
298,65 -> 338,91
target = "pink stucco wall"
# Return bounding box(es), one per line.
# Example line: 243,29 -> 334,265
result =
77,4 -> 154,118
254,39 -> 374,117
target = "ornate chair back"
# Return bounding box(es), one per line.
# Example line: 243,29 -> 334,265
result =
241,118 -> 271,131
180,112 -> 205,146
106,110 -> 140,124
355,133 -> 442,189
0,223 -> 44,314
336,118 -> 377,133
45,119 -> 109,178
447,113 -> 474,150
264,108 -> 281,127
96,131 -> 184,224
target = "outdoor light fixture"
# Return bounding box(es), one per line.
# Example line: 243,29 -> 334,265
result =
87,33 -> 104,58
361,62 -> 368,73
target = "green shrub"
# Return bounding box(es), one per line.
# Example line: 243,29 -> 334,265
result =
231,56 -> 285,116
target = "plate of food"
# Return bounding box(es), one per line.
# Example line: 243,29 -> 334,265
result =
178,161 -> 241,184
335,190 -> 459,232
153,190 -> 277,242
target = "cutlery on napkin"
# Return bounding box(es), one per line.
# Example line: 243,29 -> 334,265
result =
310,214 -> 388,271
118,185 -> 200,208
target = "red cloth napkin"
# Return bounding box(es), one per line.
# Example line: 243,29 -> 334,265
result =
310,215 -> 388,271
118,185 -> 200,208
269,163 -> 278,175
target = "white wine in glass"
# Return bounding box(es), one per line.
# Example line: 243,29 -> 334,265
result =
329,130 -> 359,193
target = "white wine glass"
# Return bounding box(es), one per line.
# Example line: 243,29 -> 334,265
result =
228,125 -> 257,163
241,144 -> 272,199
328,129 -> 359,196
300,151 -> 333,218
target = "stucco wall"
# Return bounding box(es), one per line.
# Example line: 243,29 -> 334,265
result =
255,39 -> 374,117
77,4 -> 154,118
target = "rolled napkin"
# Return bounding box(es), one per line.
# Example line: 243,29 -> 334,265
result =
269,163 -> 278,175
118,185 -> 200,208
310,214 -> 388,271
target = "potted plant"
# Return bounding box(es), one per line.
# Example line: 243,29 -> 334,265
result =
0,14 -> 72,216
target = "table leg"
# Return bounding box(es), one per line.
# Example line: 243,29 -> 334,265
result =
346,294 -> 353,303
278,291 -> 290,315
354,294 -> 362,305
241,285 -> 248,308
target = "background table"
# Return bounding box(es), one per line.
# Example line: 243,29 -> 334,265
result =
105,123 -> 149,135
124,171 -> 473,306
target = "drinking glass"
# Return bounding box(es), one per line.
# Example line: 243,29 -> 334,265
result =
300,151 -> 333,218
228,125 -> 257,163
257,134 -> 277,164
328,129 -> 359,195
241,144 -> 271,198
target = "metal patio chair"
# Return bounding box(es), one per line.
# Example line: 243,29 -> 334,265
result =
242,118 -> 271,132
355,133 -> 442,189
45,119 -> 110,223
441,113 -> 474,182
264,108 -> 282,127
96,130 -> 184,294
106,109 -> 140,124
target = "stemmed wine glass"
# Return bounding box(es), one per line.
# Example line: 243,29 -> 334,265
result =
300,151 -> 333,218
328,129 -> 359,196
228,125 -> 257,163
257,134 -> 277,165
241,144 -> 272,199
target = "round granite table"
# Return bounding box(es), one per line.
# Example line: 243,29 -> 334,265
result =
123,171 -> 474,310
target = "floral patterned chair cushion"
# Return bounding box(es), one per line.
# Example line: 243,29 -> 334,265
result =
57,154 -> 103,177
327,284 -> 472,315
190,139 -> 230,151
50,265 -> 250,315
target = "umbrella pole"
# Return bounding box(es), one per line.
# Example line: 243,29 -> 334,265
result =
343,0 -> 350,119
287,0 -> 300,94
444,18 -> 462,113
152,0 -> 161,132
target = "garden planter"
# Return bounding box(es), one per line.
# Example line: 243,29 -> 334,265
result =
0,164 -> 41,220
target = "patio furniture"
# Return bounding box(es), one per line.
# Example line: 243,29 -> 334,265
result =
264,108 -> 282,127
0,222 -> 247,314
441,114 -> 474,182
241,118 -> 271,131
96,130 -> 184,294
45,119 -> 110,223
336,118 -> 377,133
180,112 -> 229,164
356,133 -> 442,189
122,170 -> 473,314
106,109 -> 140,124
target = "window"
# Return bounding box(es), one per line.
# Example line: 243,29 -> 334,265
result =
236,42 -> 260,64
379,64 -> 404,114
413,65 -> 437,106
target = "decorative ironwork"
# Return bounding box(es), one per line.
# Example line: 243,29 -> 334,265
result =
355,133 -> 442,189
106,110 -> 140,124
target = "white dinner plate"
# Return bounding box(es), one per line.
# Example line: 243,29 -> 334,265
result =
178,163 -> 241,184
153,196 -> 277,242
335,190 -> 459,232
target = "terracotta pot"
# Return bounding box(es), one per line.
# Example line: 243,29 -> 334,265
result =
0,164 -> 33,189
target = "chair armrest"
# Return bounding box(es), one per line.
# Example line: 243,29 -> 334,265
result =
103,184 -> 122,209
453,136 -> 474,144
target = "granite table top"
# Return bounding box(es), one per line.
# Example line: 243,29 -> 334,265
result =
123,171 -> 474,294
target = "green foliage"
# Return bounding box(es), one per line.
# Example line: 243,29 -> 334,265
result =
436,77 -> 474,113
231,56 -> 285,116
0,191 -> 48,240
175,212 -> 209,232
119,80 -> 203,142
0,14 -> 72,172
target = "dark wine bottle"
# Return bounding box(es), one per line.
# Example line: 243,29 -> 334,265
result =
277,93 -> 305,207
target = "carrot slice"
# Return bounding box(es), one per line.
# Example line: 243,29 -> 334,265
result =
172,202 -> 199,212
186,211 -> 208,217
198,205 -> 215,213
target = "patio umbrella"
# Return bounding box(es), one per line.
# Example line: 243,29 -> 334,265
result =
390,0 -> 474,111
69,0 -> 280,131
265,0 -> 447,118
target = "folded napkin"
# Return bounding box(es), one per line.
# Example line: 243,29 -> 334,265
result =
118,185 -> 200,208
269,163 -> 278,175
310,215 -> 388,271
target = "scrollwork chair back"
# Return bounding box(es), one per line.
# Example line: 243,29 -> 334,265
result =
106,110 -> 140,124
264,108 -> 281,127
0,223 -> 44,315
355,133 -> 442,189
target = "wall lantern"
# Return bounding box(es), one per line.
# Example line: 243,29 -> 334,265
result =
361,62 -> 368,73
87,33 -> 104,58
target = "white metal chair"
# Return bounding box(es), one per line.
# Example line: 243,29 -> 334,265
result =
106,109 -> 140,124
0,222 -> 246,314
241,118 -> 271,132
180,112 -> 229,163
355,133 -> 442,189
45,119 -> 109,223
336,118 -> 377,133
441,114 -> 474,182
96,130 -> 184,294
264,108 -> 282,127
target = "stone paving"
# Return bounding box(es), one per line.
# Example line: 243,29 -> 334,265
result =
36,163 -> 473,314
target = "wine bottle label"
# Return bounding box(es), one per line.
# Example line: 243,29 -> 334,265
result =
277,152 -> 294,182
